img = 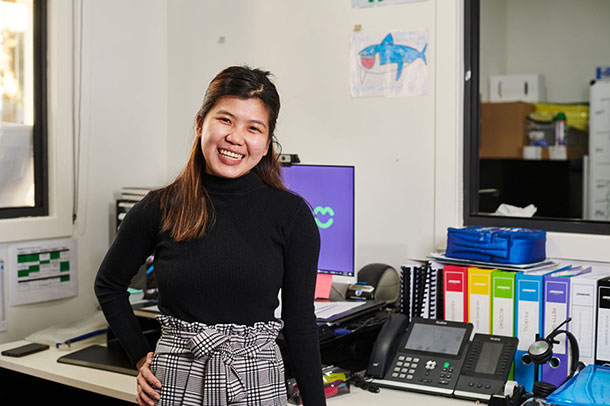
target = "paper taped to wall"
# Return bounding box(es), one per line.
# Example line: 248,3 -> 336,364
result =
8,238 -> 78,306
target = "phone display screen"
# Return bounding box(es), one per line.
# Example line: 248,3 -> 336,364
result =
474,341 -> 502,375
404,323 -> 466,355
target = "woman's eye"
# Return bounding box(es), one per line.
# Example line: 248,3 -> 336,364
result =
250,126 -> 262,133
219,117 -> 231,124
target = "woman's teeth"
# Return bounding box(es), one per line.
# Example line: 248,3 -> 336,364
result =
219,149 -> 244,160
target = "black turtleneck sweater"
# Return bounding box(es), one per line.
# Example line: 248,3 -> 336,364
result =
94,172 -> 325,405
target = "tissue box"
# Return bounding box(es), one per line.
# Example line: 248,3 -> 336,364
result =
446,226 -> 546,264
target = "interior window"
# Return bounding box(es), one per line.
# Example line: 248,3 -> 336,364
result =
464,0 -> 610,234
0,0 -> 47,218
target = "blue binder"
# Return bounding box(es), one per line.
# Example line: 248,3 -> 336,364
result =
513,265 -> 571,392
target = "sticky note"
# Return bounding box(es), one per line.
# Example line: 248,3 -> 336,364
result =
314,273 -> 333,300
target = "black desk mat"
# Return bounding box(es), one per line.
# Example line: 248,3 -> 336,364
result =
57,345 -> 137,376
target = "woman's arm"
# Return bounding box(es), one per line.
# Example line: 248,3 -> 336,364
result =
281,201 -> 327,405
94,193 -> 160,366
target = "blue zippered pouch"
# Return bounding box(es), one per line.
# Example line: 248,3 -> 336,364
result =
546,364 -> 610,406
446,226 -> 546,265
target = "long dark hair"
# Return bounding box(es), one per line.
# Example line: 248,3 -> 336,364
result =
158,66 -> 286,242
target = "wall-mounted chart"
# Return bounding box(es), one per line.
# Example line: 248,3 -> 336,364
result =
8,238 -> 77,306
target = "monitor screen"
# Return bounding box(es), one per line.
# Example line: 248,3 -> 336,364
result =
280,164 -> 355,277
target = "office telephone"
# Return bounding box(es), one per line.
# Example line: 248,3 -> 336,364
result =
367,315 -> 518,401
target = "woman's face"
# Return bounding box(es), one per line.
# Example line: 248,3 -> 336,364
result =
199,96 -> 271,179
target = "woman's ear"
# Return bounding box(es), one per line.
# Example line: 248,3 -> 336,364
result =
195,115 -> 204,136
263,138 -> 271,156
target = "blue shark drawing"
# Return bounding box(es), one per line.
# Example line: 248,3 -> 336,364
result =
359,33 -> 427,80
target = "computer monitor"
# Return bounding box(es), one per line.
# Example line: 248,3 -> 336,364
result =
280,164 -> 355,281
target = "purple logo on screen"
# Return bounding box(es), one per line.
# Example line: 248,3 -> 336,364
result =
280,165 -> 355,277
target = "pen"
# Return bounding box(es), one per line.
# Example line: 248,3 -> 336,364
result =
55,328 -> 107,349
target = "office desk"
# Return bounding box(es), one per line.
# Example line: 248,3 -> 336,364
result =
0,338 -> 135,403
0,339 -> 476,405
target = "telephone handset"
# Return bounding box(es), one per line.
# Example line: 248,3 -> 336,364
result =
367,316 -> 473,396
366,316 -> 518,400
366,312 -> 410,378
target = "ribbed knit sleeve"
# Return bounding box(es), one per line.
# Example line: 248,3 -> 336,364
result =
94,193 -> 160,366
281,200 -> 326,405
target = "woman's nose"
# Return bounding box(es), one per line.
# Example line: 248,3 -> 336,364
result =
225,128 -> 244,145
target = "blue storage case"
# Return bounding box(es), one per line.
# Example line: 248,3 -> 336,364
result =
546,364 -> 610,406
446,226 -> 546,264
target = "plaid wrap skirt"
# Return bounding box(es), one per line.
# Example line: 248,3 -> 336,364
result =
150,315 -> 287,406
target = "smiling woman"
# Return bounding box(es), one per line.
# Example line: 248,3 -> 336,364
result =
199,96 -> 271,180
159,67 -> 285,242
95,66 -> 327,406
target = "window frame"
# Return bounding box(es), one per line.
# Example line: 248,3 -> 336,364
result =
0,0 -> 48,219
463,0 -> 610,235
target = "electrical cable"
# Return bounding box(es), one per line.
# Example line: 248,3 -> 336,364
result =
348,373 -> 380,393
72,0 -> 83,224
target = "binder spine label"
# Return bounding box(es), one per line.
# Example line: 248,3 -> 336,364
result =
517,279 -> 541,351
469,273 -> 491,334
545,281 -> 569,354
444,270 -> 466,322
571,283 -> 595,359
598,286 -> 610,362
470,294 -> 490,334
492,276 -> 514,337
445,291 -> 464,322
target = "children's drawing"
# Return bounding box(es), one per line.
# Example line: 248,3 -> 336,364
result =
359,33 -> 427,80
350,30 -> 428,97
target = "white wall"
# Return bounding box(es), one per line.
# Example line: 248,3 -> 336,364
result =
479,0 -> 506,102
481,0 -> 610,103
167,0 -> 459,270
0,0 -> 170,343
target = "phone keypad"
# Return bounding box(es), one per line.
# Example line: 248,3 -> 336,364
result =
392,355 -> 419,380
389,356 -> 457,387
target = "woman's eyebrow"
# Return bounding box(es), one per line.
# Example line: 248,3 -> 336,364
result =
216,110 -> 267,129
215,110 -> 235,118
249,119 -> 268,129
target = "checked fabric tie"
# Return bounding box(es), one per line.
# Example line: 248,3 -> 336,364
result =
187,327 -> 279,405
153,315 -> 284,405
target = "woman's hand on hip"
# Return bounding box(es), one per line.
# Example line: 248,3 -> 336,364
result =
136,352 -> 161,406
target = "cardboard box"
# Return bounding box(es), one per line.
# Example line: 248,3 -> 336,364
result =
480,102 -> 535,159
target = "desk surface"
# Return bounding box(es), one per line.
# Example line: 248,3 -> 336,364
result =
1,338 -> 136,402
0,339 -> 476,405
